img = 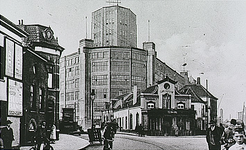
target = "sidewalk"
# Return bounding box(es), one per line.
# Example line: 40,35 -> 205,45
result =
20,134 -> 90,150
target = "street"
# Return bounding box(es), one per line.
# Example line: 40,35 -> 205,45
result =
80,133 -> 208,150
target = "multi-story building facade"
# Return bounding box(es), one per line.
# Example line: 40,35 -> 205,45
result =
17,21 -> 64,143
91,5 -> 137,47
60,4 -> 217,131
0,15 -> 28,148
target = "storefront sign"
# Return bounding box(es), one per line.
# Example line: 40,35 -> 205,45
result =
8,79 -> 23,116
167,110 -> 177,114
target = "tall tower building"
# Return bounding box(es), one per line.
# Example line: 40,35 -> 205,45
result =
91,5 -> 137,47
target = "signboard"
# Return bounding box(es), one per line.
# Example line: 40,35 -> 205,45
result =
8,79 -> 23,116
15,44 -> 23,80
5,39 -> 14,77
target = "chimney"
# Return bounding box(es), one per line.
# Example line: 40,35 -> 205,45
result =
197,77 -> 200,84
21,20 -> 23,25
133,85 -> 137,105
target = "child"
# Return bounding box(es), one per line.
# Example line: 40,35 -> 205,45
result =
229,128 -> 246,150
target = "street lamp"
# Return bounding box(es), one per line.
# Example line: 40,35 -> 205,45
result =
91,89 -> 95,129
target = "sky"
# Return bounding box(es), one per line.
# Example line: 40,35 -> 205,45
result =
1,0 -> 246,120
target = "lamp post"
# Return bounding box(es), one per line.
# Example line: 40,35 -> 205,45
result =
91,89 -> 95,129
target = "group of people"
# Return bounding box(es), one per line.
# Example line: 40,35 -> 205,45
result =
206,119 -> 246,150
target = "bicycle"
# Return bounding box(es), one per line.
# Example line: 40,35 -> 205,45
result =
29,138 -> 54,150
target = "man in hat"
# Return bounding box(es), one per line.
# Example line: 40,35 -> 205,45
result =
206,120 -> 222,150
1,120 -> 14,149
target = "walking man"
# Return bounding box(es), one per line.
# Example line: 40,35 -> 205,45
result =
1,120 -> 14,149
206,120 -> 222,150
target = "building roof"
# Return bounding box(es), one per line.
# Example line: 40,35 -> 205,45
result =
156,76 -> 177,84
0,14 -> 28,38
179,84 -> 218,101
17,24 -> 64,52
142,85 -> 158,94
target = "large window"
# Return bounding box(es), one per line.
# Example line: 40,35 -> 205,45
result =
162,94 -> 171,109
92,75 -> 108,85
92,61 -> 108,72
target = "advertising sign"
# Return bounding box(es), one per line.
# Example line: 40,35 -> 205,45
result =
8,79 -> 23,116
15,43 -> 23,80
5,39 -> 14,77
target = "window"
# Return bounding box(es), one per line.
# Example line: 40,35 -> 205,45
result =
177,102 -> 185,109
75,66 -> 79,75
147,102 -> 155,109
130,114 -> 133,129
136,113 -> 139,126
75,78 -> 79,88
162,94 -> 171,109
30,85 -> 34,108
75,91 -> 79,100
103,89 -> 107,98
39,88 -> 44,110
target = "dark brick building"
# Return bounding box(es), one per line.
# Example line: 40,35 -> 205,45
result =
18,21 -> 64,145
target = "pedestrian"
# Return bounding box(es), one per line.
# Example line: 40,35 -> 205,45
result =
103,123 -> 114,150
1,120 -> 14,149
50,124 -> 56,144
206,120 -> 222,150
228,127 -> 246,150
36,121 -> 48,150
139,124 -> 144,137
173,124 -> 179,137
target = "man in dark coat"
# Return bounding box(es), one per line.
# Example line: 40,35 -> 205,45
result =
206,120 -> 222,150
1,120 -> 14,149
36,121 -> 47,150
103,123 -> 114,150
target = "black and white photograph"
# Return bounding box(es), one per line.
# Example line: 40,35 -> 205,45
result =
1,0 -> 246,149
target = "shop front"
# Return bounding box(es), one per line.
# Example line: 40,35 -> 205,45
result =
143,109 -> 196,136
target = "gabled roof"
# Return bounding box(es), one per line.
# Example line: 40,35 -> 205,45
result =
113,93 -> 141,110
142,85 -> 158,94
179,84 -> 218,101
156,76 -> 177,84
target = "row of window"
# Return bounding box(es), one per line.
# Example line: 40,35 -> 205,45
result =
111,51 -> 130,59
92,75 -> 108,85
132,53 -> 147,61
65,57 -> 79,67
66,66 -> 79,77
66,78 -> 79,89
90,51 -> 109,59
92,61 -> 108,72
111,62 -> 129,72
64,91 -> 79,101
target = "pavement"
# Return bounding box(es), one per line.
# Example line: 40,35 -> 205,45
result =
20,134 -> 90,150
